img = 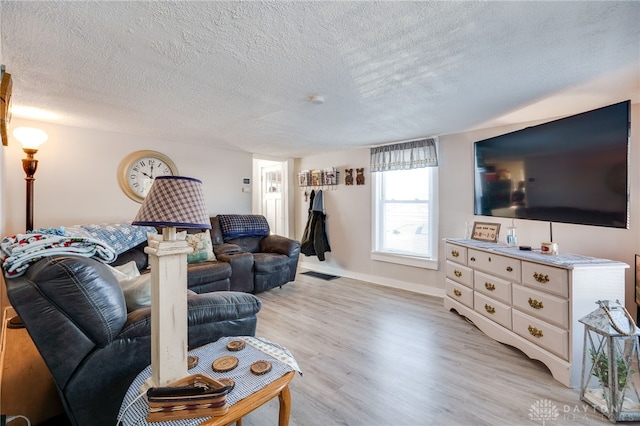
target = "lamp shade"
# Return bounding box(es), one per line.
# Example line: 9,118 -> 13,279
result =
132,176 -> 211,229
13,127 -> 48,150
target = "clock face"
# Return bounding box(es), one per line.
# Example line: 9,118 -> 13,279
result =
118,150 -> 178,202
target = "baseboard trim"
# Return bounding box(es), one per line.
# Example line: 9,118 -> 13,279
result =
298,261 -> 445,299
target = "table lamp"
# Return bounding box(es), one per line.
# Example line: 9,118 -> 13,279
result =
132,176 -> 211,387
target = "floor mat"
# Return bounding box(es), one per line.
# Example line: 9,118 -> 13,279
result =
301,271 -> 340,280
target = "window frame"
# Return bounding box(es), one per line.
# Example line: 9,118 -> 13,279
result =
371,166 -> 439,270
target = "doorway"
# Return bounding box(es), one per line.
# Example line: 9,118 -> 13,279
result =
253,158 -> 292,238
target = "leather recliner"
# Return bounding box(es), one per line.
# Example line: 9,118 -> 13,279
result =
5,255 -> 262,426
210,215 -> 301,293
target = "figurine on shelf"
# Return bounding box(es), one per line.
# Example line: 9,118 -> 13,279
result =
356,168 -> 365,185
345,169 -> 354,185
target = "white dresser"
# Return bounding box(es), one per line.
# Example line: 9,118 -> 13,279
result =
443,238 -> 628,388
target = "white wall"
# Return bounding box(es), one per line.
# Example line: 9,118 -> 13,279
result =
296,150 -> 442,297
2,118 -> 253,235
298,103 -> 640,313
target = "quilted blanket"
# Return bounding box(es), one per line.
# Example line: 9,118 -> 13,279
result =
0,223 -> 157,278
0,232 -> 116,278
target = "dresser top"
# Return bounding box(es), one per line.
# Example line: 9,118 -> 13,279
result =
446,238 -> 628,269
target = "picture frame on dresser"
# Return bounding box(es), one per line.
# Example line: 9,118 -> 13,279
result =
470,221 -> 500,243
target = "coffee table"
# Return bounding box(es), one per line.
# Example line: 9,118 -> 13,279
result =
200,371 -> 295,426
118,337 -> 300,425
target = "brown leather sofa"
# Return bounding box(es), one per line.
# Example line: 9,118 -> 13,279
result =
112,238 -> 232,294
113,215 -> 300,294
210,215 -> 301,293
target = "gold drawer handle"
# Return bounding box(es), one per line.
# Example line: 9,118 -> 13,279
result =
451,250 -> 459,257
528,325 -> 544,338
470,256 -> 476,262
484,304 -> 495,314
528,298 -> 544,310
454,270 -> 462,277
533,272 -> 550,283
453,289 -> 462,297
484,282 -> 496,291
506,266 -> 513,272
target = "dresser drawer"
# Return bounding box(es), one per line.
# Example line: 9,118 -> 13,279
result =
446,244 -> 467,265
474,292 -> 512,330
446,279 -> 473,308
521,262 -> 569,298
468,249 -> 521,283
474,270 -> 512,305
512,285 -> 569,329
512,310 -> 569,360
446,261 -> 473,288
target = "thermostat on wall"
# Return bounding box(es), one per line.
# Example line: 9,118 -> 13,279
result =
242,177 -> 251,193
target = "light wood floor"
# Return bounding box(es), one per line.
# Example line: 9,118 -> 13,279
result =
241,272 -> 613,426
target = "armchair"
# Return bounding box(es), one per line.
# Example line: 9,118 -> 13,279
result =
210,215 -> 301,293
4,255 -> 262,426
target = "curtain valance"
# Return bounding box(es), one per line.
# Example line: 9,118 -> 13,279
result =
370,137 -> 438,172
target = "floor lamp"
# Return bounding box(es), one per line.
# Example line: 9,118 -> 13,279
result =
132,176 -> 211,387
12,127 -> 48,231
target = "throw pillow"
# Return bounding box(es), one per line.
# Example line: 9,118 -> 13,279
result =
186,230 -> 216,263
108,261 -> 152,312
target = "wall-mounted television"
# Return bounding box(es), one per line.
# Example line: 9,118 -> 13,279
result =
474,100 -> 630,228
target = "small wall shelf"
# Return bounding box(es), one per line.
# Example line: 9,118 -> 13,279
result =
298,168 -> 339,187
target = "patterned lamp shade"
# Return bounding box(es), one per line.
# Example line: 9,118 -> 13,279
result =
132,176 -> 211,229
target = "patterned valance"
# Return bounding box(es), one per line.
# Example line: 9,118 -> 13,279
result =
370,137 -> 438,172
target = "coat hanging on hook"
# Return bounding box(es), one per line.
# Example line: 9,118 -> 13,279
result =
300,190 -> 331,261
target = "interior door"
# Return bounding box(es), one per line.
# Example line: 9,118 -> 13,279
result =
261,164 -> 284,235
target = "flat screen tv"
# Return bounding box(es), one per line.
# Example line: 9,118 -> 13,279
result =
474,100 -> 630,228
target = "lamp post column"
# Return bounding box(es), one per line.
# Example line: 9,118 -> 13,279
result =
22,149 -> 38,231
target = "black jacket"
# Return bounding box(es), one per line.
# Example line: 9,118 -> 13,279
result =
300,190 -> 331,261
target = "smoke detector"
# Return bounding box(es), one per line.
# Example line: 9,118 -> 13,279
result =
308,95 -> 325,105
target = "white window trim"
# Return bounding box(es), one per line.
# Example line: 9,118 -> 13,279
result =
371,251 -> 439,270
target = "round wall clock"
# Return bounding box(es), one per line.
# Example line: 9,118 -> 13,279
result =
117,150 -> 178,203
0,72 -> 13,147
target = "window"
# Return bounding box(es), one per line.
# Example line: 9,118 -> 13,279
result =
371,138 -> 438,268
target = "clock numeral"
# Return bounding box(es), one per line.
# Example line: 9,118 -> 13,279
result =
139,160 -> 146,167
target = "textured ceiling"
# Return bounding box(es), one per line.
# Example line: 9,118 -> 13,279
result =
1,1 -> 639,157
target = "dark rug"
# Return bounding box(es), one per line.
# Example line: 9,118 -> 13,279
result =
301,271 -> 340,280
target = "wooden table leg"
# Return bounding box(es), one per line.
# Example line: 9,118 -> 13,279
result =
278,384 -> 291,426
201,371 -> 295,426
